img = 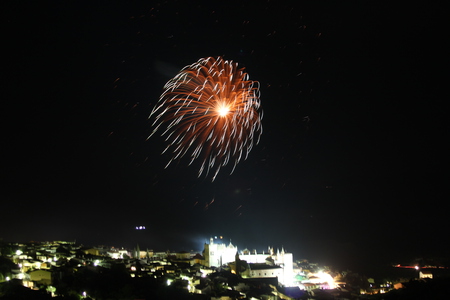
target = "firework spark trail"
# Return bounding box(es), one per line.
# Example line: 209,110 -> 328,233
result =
149,57 -> 262,181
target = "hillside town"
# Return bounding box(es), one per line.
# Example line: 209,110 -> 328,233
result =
0,238 -> 448,299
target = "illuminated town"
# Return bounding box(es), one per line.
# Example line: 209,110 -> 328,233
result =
1,237 -> 448,299
3,0 -> 446,298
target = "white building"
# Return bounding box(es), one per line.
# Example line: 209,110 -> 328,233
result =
419,270 -> 433,279
203,237 -> 237,268
240,247 -> 294,286
248,263 -> 284,279
203,238 -> 295,286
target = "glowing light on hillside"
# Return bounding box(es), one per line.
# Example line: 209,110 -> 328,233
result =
318,271 -> 337,289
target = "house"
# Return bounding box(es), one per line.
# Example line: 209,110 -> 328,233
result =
29,269 -> 52,285
247,263 -> 283,280
419,270 -> 433,279
84,248 -> 100,256
394,282 -> 405,289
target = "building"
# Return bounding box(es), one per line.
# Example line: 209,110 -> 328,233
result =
419,270 -> 433,279
203,238 -> 295,286
29,269 -> 52,285
248,263 -> 283,279
203,237 -> 237,268
240,247 -> 294,286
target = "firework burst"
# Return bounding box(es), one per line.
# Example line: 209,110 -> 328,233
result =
149,57 -> 262,181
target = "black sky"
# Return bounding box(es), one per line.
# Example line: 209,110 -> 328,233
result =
2,1 -> 447,274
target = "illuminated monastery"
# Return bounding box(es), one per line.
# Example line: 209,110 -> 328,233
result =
203,237 -> 294,286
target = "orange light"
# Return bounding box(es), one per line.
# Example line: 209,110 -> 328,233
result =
217,105 -> 230,116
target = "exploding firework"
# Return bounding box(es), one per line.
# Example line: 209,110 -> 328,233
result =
149,56 -> 262,180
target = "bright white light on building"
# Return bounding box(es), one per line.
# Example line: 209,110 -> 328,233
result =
167,279 -> 172,286
94,260 -> 100,266
16,250 -> 23,256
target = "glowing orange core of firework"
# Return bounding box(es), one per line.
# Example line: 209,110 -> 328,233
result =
216,103 -> 230,117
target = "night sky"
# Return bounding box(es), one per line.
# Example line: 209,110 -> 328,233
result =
2,1 -> 447,274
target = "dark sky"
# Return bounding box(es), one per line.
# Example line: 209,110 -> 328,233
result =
2,1 -> 447,274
